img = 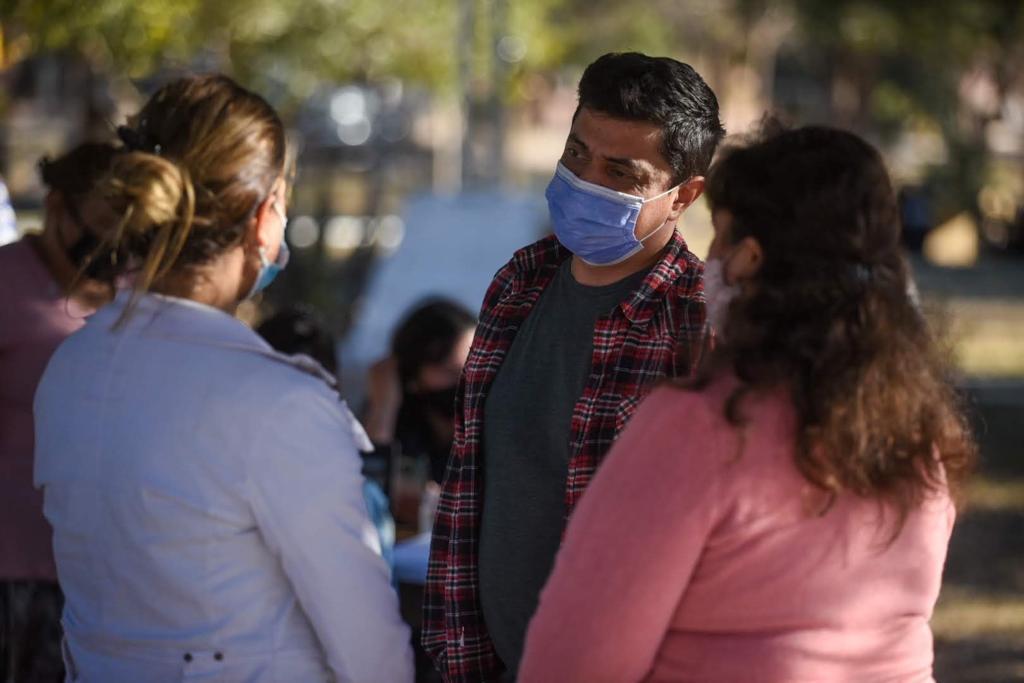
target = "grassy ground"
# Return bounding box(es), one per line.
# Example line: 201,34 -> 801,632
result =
916,254 -> 1024,681
933,393 -> 1024,681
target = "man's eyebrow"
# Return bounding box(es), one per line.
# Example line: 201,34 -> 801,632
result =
603,155 -> 643,172
567,132 -> 647,175
567,132 -> 589,150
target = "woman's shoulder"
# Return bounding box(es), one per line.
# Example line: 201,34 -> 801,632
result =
635,373 -> 794,458
0,238 -> 49,296
640,373 -> 752,423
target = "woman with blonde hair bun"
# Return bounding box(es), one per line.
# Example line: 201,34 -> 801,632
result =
33,74 -> 413,682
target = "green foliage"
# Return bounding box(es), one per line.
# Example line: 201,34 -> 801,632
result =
3,0 -> 203,75
787,0 -> 1024,214
4,0 -> 1022,133
2,0 -> 752,100
2,0 -> 457,97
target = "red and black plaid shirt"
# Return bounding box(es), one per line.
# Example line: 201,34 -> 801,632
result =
423,231 -> 707,681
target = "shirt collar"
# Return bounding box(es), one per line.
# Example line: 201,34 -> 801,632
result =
507,230 -> 697,325
619,230 -> 696,326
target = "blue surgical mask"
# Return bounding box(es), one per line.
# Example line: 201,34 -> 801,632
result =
545,162 -> 681,266
247,201 -> 290,298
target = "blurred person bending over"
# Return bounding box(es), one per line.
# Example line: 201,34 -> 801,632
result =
0,143 -> 119,683
519,126 -> 976,682
32,75 -> 412,683
363,299 -> 476,526
423,52 -> 724,681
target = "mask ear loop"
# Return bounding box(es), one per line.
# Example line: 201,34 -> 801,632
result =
271,199 -> 288,230
641,180 -> 684,205
245,189 -> 280,260
636,215 -> 673,245
635,180 -> 687,244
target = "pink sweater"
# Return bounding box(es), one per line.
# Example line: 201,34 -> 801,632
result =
0,239 -> 92,580
519,377 -> 954,683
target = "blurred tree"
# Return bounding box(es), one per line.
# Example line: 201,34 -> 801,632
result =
1,0 -> 768,116
3,0 -> 206,76
1,0 -> 458,98
784,0 -> 1024,221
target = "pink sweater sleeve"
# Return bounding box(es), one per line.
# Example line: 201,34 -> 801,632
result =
519,386 -> 728,683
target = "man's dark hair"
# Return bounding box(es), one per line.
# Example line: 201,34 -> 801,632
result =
577,52 -> 725,183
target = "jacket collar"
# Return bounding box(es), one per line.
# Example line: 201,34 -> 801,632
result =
94,291 -> 338,387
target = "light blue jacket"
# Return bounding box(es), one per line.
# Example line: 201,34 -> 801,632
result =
34,292 -> 413,682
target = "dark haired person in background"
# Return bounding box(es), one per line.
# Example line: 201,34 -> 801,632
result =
519,126 -> 975,682
0,142 -> 119,683
363,299 -> 476,533
423,52 -> 725,680
364,299 -> 477,487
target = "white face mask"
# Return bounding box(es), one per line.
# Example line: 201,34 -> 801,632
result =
703,257 -> 739,336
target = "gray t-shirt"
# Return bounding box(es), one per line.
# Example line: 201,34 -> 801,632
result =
479,259 -> 649,674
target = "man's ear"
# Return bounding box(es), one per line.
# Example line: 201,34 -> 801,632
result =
668,176 -> 705,221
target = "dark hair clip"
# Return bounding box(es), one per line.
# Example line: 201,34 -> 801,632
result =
853,264 -> 873,282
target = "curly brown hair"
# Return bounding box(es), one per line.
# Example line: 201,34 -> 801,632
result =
698,125 -> 975,531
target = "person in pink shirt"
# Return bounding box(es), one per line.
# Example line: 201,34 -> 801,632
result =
519,126 -> 976,683
0,143 -> 118,682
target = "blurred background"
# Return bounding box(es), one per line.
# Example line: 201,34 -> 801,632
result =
1,1 -> 1021,679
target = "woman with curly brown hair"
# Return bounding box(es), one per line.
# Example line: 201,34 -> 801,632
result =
33,75 -> 412,682
519,126 -> 975,683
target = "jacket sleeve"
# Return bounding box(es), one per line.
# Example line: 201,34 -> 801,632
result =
673,270 -> 709,378
247,384 -> 414,683
419,438 -> 456,671
422,262 -> 515,681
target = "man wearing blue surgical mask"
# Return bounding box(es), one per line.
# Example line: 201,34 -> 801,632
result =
424,52 -> 724,682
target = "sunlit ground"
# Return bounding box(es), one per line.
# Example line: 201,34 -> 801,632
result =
941,299 -> 1024,377
917,219 -> 1024,681
932,480 -> 1024,643
935,587 -> 1024,641
933,473 -> 1024,681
